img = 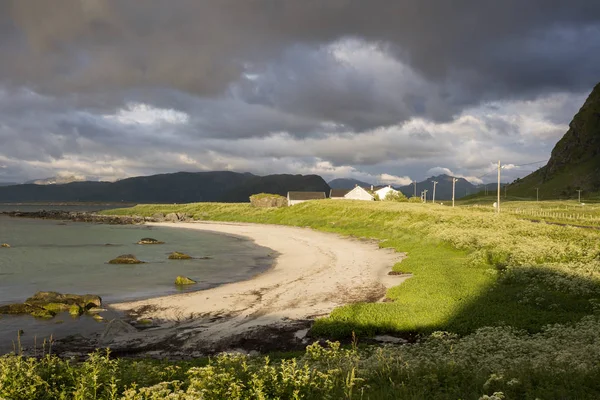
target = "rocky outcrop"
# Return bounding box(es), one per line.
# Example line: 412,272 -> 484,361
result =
0,291 -> 102,319
164,212 -> 192,222
168,251 -> 192,260
108,254 -> 144,264
0,303 -> 39,314
250,193 -> 288,207
137,237 -> 165,245
544,82 -> 600,178
510,82 -> 600,197
175,275 -> 197,285
0,210 -> 157,224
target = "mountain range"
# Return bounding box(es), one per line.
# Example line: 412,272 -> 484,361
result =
0,171 -> 330,203
397,175 -> 477,200
509,81 -> 600,199
328,178 -> 372,189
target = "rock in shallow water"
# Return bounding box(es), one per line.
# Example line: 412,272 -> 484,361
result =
0,291 -> 103,319
26,291 -> 102,309
175,275 -> 197,285
108,254 -> 145,264
137,237 -> 165,245
168,251 -> 192,260
0,303 -> 39,314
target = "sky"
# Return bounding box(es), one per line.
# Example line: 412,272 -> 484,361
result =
0,1 -> 599,185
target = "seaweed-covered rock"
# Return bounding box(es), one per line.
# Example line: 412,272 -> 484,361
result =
137,238 -> 165,245
30,309 -> 56,319
0,303 -> 38,314
26,291 -> 102,309
1,243 -> 10,248
175,275 -> 197,285
168,251 -> 192,260
42,303 -> 70,313
108,254 -> 144,264
69,304 -> 83,316
1,291 -> 102,319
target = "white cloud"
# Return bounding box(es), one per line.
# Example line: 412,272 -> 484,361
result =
379,173 -> 412,186
104,103 -> 189,126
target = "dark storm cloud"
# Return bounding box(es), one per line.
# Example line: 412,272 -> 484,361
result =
1,1 -> 599,183
2,1 -> 599,122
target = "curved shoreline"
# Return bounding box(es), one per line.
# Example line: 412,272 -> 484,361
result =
102,221 -> 407,355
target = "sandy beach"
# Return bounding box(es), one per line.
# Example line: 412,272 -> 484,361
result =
106,221 -> 407,355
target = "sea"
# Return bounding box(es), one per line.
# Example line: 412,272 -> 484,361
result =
0,204 -> 274,353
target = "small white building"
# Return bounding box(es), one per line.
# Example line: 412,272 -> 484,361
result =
287,191 -> 326,206
344,186 -> 375,201
374,185 -> 398,200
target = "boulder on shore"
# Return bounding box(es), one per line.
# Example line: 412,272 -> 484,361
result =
137,237 -> 165,245
168,251 -> 193,260
108,254 -> 144,264
164,212 -> 191,222
1,243 -> 10,248
175,275 -> 197,285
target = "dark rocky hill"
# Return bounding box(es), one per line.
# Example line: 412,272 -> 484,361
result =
0,171 -> 330,203
509,82 -> 600,199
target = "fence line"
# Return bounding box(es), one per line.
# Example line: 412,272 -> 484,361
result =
507,208 -> 600,225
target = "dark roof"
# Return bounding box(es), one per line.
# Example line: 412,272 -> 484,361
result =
287,191 -> 326,201
361,185 -> 387,192
330,189 -> 350,197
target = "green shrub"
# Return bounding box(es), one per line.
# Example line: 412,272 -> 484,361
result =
384,191 -> 408,202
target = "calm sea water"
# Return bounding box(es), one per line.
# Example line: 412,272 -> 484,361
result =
0,205 -> 273,353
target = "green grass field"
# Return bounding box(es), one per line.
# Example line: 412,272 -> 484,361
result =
3,200 -> 600,399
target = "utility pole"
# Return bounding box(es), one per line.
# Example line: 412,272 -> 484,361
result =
452,178 -> 458,207
497,160 -> 501,214
432,181 -> 438,204
577,189 -> 583,203
413,181 -> 417,198
535,187 -> 539,202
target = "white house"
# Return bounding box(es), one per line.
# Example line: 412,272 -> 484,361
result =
374,185 -> 399,200
287,191 -> 326,206
343,186 -> 375,201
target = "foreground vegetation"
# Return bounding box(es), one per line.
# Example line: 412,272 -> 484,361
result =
3,318 -> 600,399
3,200 -> 599,398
